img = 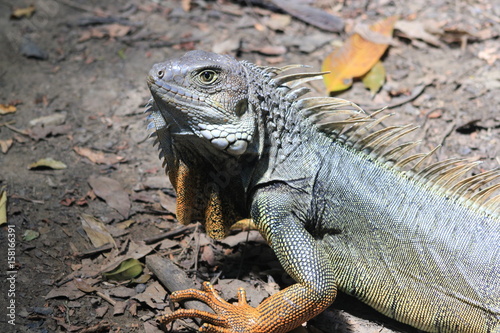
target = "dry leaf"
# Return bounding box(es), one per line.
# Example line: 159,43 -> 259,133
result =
28,158 -> 67,170
220,230 -> 265,247
254,45 -> 287,56
0,189 -> 6,225
477,46 -> 500,66
158,190 -> 176,213
88,176 -> 130,218
11,4 -> 36,19
362,61 -> 386,95
132,281 -> 167,308
109,286 -> 137,298
28,124 -> 72,141
95,306 -> 108,318
322,16 -> 397,92
45,281 -> 86,300
73,147 -> 124,165
78,24 -> 131,42
181,0 -> 191,12
29,112 -> 67,127
395,20 -> 442,47
106,23 -> 131,38
265,14 -> 292,31
0,104 -> 17,114
112,301 -> 127,315
80,214 -> 116,248
74,278 -> 98,293
0,139 -> 13,153
200,245 -> 216,266
270,0 -> 344,33
217,279 -> 267,307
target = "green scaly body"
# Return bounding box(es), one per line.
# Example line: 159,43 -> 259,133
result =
147,50 -> 500,333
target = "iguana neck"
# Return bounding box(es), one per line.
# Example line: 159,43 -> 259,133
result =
242,61 -> 321,184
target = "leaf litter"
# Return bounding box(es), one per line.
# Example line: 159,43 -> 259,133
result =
3,0 -> 499,332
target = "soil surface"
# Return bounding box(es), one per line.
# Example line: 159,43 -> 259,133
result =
0,0 -> 499,333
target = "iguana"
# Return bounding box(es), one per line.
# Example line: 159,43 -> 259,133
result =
146,50 -> 500,333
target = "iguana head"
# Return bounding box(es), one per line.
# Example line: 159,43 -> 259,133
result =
147,51 -> 255,239
147,50 -> 256,157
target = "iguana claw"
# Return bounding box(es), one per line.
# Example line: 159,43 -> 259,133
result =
159,281 -> 259,332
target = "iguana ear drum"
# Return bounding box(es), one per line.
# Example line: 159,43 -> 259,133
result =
234,99 -> 248,117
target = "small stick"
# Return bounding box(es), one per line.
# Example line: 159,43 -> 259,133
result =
74,243 -> 114,258
143,224 -> 197,244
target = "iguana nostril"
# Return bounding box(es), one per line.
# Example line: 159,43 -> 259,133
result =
157,70 -> 164,79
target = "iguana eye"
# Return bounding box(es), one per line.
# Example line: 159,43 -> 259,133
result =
198,70 -> 218,84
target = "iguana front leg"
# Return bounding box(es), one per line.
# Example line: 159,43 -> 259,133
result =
159,185 -> 337,333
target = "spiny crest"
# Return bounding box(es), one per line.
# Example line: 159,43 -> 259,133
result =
267,64 -> 500,218
145,100 -> 171,170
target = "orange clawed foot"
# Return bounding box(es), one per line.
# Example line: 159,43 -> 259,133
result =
158,281 -> 260,333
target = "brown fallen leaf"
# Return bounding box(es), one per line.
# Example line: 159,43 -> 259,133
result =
322,16 -> 397,92
11,4 -> 36,19
158,190 -> 176,213
88,176 -> 130,218
395,20 -> 442,47
220,230 -> 265,247
109,286 -> 137,298
200,245 -> 216,266
113,301 -> 127,316
79,24 -> 132,42
95,305 -> 108,318
73,278 -> 98,293
28,124 -> 72,141
253,45 -> 287,56
80,214 -> 116,248
0,139 -> 13,153
265,14 -> 292,31
106,23 -> 131,38
132,281 -> 167,308
478,46 -> 500,66
45,281 -> 86,300
74,147 -> 124,165
217,279 -> 268,307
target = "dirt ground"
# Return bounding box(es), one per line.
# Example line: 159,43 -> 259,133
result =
0,0 -> 499,332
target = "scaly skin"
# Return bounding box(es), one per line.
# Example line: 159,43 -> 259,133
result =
147,50 -> 500,333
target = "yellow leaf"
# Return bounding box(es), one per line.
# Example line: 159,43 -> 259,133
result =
322,16 -> 397,92
362,61 -> 386,95
0,189 -> 7,226
0,104 -> 17,114
28,158 -> 67,170
11,4 -> 36,19
0,139 -> 13,154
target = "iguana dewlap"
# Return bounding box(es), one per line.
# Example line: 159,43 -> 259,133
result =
146,50 -> 500,333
